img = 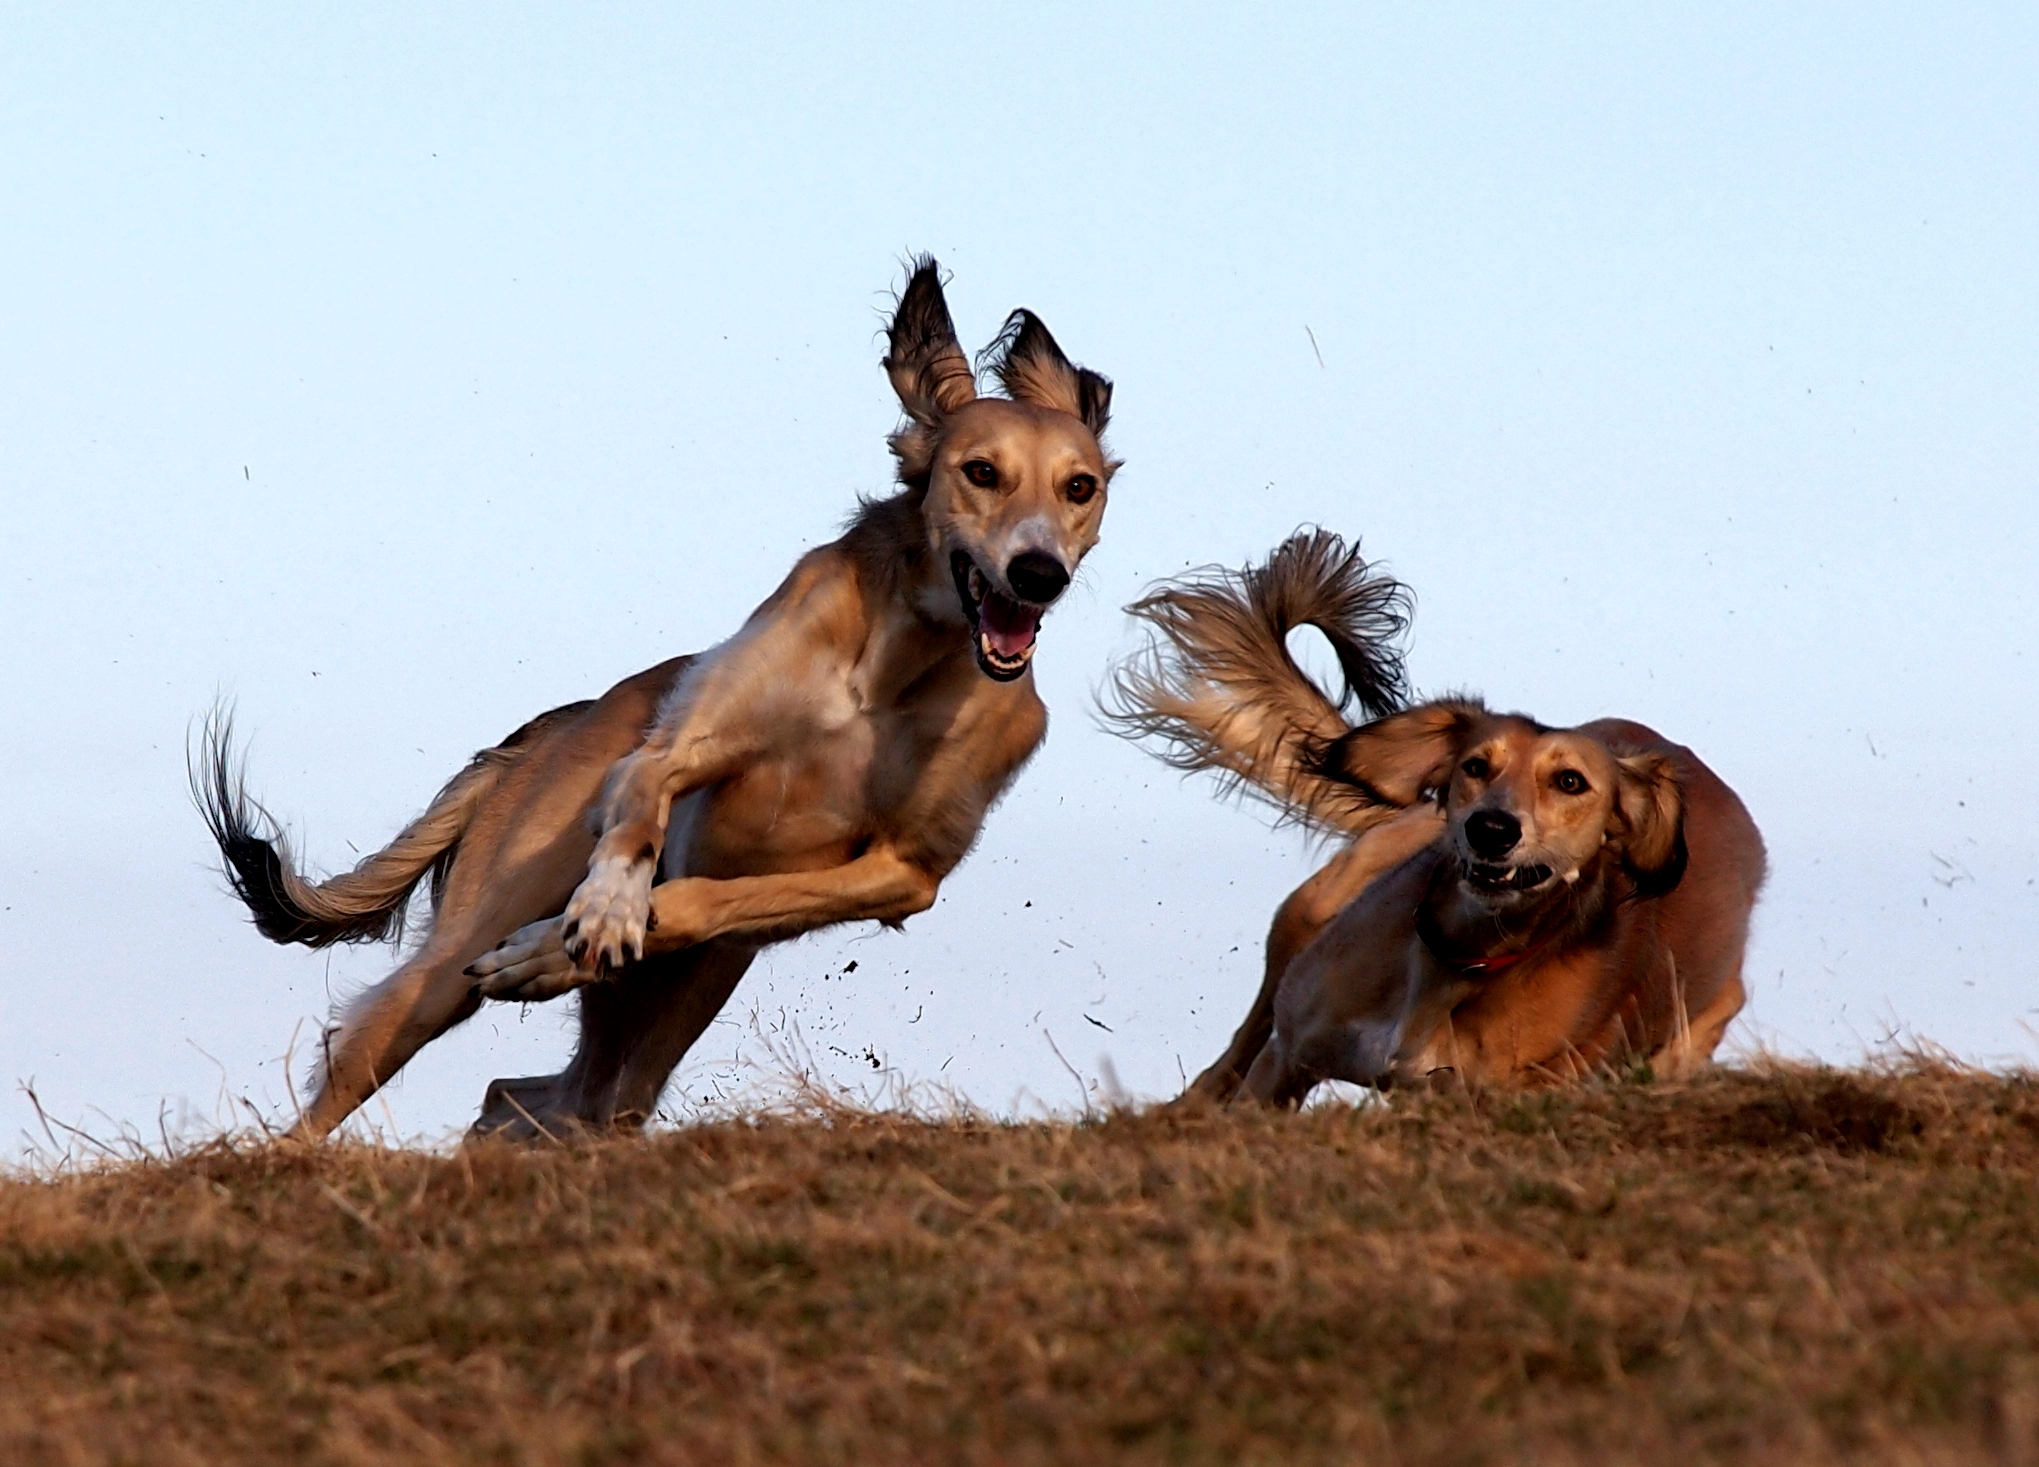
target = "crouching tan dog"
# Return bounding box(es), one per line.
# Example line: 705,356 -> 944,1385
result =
1110,533 -> 1766,1106
198,257 -> 1117,1141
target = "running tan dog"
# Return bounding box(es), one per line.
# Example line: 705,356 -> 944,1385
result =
1110,533 -> 1765,1106
199,258 -> 1117,1140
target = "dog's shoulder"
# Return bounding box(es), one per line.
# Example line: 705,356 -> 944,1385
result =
737,542 -> 875,646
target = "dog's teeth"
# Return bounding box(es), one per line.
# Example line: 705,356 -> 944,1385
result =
975,629 -> 1034,679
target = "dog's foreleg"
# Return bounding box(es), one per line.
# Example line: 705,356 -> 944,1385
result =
472,847 -> 939,1004
561,606 -> 845,975
639,846 -> 939,948
1186,856 -> 1356,1105
595,941 -> 759,1126
1650,963 -> 1745,1077
1187,805 -> 1443,1104
561,733 -> 753,976
468,941 -> 759,1140
1237,1034 -> 1310,1108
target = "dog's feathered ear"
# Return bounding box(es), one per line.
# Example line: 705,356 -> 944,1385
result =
1614,750 -> 1687,897
1309,698 -> 1485,808
981,308 -> 1113,440
884,256 -> 977,429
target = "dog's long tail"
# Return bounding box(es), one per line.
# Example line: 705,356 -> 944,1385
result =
1103,528 -> 1413,837
191,701 -> 584,948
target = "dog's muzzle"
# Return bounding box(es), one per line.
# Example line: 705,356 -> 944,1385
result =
952,550 -> 1055,682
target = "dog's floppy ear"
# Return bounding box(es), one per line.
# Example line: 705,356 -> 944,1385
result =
1614,750 -> 1687,897
884,256 -> 977,428
981,308 -> 1113,441
1310,698 -> 1484,807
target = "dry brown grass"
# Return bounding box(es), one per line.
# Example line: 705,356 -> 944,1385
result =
6,1062 -> 2039,1465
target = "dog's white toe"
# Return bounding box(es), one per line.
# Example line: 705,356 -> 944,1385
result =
561,853 -> 655,975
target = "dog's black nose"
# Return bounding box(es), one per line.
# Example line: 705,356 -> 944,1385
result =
1006,550 -> 1070,606
1464,809 -> 1521,861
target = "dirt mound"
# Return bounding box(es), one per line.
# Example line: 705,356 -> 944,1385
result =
4,1063 -> 2038,1465
1712,1070 -> 1928,1153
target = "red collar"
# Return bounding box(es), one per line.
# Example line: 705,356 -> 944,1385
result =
1416,906 -> 1553,977
1451,945 -> 1547,976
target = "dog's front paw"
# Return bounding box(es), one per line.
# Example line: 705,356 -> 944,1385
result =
467,917 -> 586,1003
560,852 -> 657,976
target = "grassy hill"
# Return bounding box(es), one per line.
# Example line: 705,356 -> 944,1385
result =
4,1063 -> 2038,1465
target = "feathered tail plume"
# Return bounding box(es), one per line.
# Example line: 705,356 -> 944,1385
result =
1104,529 -> 1413,835
190,701 -> 581,948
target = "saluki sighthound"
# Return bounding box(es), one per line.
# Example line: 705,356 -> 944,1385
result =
1109,532 -> 1765,1105
199,258 -> 1117,1140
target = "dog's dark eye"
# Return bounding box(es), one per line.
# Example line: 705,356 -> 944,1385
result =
1066,474 -> 1098,504
1461,757 -> 1490,781
1553,769 -> 1589,795
962,459 -> 999,488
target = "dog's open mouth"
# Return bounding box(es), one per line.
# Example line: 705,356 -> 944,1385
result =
1465,861 -> 1555,893
952,550 -> 1044,682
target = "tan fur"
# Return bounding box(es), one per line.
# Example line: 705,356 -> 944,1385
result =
200,259 -> 1117,1141
1222,705 -> 1765,1105
193,701 -> 588,948
1186,804 -> 1445,1101
1228,706 -> 1762,1104
1104,530 -> 1412,836
1108,542 -> 1766,1106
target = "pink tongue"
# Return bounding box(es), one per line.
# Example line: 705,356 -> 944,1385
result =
979,591 -> 1042,657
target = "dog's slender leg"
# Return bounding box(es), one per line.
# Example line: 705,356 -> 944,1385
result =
471,846 -> 938,1002
469,941 -> 758,1140
294,819 -> 620,1138
467,851 -> 940,1128
567,708 -> 920,974
294,941 -> 489,1139
1650,965 -> 1745,1078
561,612 -> 844,976
594,941 -> 758,1127
1237,1034 -> 1309,1108
641,848 -> 937,948
1184,868 -> 1341,1105
294,891 -> 582,1140
293,802 -> 610,1140
284,659 -> 685,1141
1185,806 -> 1443,1104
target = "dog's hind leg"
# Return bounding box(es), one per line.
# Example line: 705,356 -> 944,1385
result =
292,658 -> 691,1140
297,940 -> 494,1140
469,940 -> 757,1139
296,882 -> 583,1140
601,940 -> 758,1126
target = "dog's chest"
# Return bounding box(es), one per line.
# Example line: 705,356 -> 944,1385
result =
670,687 -> 958,878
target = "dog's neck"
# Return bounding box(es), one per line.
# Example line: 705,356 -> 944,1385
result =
1415,855 -> 1614,976
838,490 -> 1009,702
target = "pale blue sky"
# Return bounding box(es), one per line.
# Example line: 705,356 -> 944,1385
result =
3,5 -> 2035,1149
